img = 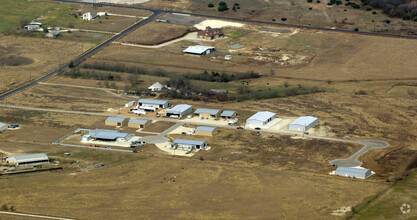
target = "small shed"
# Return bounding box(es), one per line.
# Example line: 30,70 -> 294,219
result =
105,117 -> 127,127
82,134 -> 92,142
6,153 -> 49,167
128,119 -> 151,128
172,139 -> 208,151
195,126 -> 218,136
183,46 -> 215,55
0,122 -> 7,133
335,167 -> 372,179
194,108 -> 221,118
167,104 -> 193,118
220,110 -> 237,119
125,101 -> 135,108
288,116 -> 318,131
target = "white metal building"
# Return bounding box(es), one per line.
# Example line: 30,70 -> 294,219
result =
172,139 -> 208,151
82,12 -> 99,21
246,111 -> 276,127
89,129 -> 134,142
125,101 -> 135,108
6,153 -> 49,166
0,122 -> 7,133
288,116 -> 319,131
183,46 -> 215,55
194,108 -> 222,118
137,99 -> 170,111
148,82 -> 165,91
166,104 -> 192,118
335,167 -> 372,179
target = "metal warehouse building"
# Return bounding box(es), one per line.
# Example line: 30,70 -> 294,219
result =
89,129 -> 134,142
194,108 -> 222,118
0,122 -> 7,133
6,153 -> 49,167
128,119 -> 151,128
335,167 -> 372,179
195,126 -> 218,136
288,116 -> 319,131
137,99 -> 170,111
105,117 -> 128,127
246,111 -> 276,127
172,139 -> 208,151
220,110 -> 237,119
183,45 -> 215,55
167,104 -> 193,118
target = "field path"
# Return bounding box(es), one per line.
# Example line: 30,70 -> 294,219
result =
0,211 -> 74,220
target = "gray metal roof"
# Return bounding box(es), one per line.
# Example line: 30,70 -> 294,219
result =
194,108 -> 221,115
289,116 -> 318,126
106,117 -> 126,123
183,45 -> 215,54
138,99 -> 169,105
247,111 -> 275,122
336,167 -> 371,174
13,153 -> 48,161
220,110 -> 236,117
196,126 -> 216,132
168,104 -> 192,114
0,122 -> 7,128
129,119 -> 150,125
89,129 -> 133,140
173,139 -> 207,146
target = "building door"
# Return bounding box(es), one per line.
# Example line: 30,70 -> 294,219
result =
117,122 -> 122,126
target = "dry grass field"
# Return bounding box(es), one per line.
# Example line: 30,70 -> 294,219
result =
0,36 -> 94,95
88,27 -> 417,81
142,121 -> 176,133
120,21 -> 192,45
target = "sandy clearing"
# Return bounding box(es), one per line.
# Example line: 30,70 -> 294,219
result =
154,142 -> 194,157
194,19 -> 245,30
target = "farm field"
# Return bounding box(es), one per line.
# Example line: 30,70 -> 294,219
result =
0,36 -> 95,95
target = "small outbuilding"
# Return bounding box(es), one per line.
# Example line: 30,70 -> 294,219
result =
125,101 -> 135,108
128,118 -> 151,128
194,108 -> 222,118
105,117 -> 128,127
6,153 -> 49,167
172,139 -> 208,151
166,104 -> 192,118
183,45 -> 215,55
148,82 -> 165,91
195,126 -> 218,136
137,99 -> 170,111
0,122 -> 7,133
288,116 -> 319,131
89,129 -> 134,142
220,110 -> 237,119
246,111 -> 276,127
335,167 -> 372,179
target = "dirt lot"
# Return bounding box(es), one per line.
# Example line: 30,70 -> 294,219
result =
142,121 -> 175,133
120,21 -> 193,45
0,36 -> 94,95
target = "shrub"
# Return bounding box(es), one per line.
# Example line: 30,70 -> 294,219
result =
414,17 -> 417,22
272,18 -> 276,21
309,7 -> 312,10
386,19 -> 391,24
208,3 -> 214,8
234,3 -> 240,6
356,90 -> 367,95
354,27 -> 359,31
307,0 -> 313,2
281,17 -> 287,21
69,61 -> 75,68
372,11 -> 377,14
218,2 -> 228,11
403,15 -> 411,20
317,0 -> 320,3
366,7 -> 372,11
251,10 -> 256,12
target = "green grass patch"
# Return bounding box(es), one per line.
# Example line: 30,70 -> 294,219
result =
41,3 -> 81,27
0,0 -> 58,34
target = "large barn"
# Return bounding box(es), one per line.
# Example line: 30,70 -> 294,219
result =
183,46 -> 215,55
246,111 -> 276,127
6,153 -> 49,167
194,108 -> 222,119
288,116 -> 319,131
166,104 -> 193,118
89,129 -> 134,142
335,167 -> 372,179
137,99 -> 170,111
172,139 -> 208,151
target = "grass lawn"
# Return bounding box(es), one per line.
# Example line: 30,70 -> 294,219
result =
0,0 -> 58,34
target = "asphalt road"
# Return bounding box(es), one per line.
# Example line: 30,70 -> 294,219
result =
0,104 -> 389,167
0,10 -> 160,101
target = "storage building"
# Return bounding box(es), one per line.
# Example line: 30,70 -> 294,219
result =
166,104 -> 192,118
89,129 -> 134,142
148,82 -> 165,91
137,99 -> 170,112
194,108 -> 222,119
6,153 -> 49,167
195,126 -> 218,136
183,46 -> 215,55
82,12 -> 99,21
172,139 -> 208,151
125,101 -> 135,108
128,119 -> 151,128
335,167 -> 372,179
220,110 -> 237,119
288,116 -> 319,131
246,111 -> 276,127
105,117 -> 127,127
0,122 -> 7,133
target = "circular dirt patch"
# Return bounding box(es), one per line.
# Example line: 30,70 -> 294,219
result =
0,55 -> 34,66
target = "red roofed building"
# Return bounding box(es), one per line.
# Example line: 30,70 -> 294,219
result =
197,26 -> 224,40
